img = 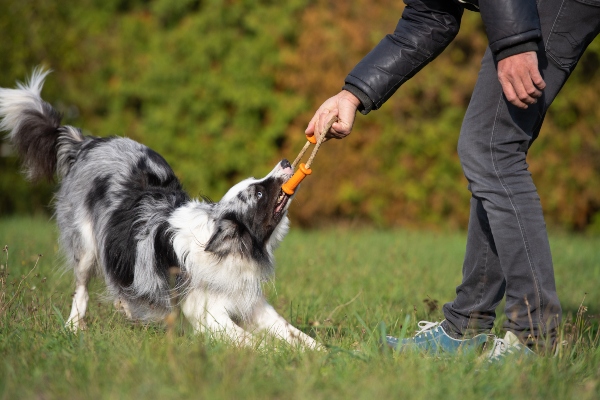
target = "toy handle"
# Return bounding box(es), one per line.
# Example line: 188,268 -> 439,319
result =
305,134 -> 317,144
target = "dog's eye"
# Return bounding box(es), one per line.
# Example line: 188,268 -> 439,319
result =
257,191 -> 263,200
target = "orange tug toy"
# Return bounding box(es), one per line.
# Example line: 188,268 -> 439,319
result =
281,162 -> 312,195
281,116 -> 337,195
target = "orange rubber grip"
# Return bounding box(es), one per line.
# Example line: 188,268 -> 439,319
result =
306,134 -> 317,144
281,163 -> 312,195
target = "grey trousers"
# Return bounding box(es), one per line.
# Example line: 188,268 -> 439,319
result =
442,0 -> 600,342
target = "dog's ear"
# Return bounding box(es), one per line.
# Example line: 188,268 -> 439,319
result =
205,216 -> 252,259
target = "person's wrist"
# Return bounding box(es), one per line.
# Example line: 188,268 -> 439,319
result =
340,90 -> 361,108
341,84 -> 373,114
495,41 -> 539,61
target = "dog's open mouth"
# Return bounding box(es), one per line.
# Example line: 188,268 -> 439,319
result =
274,188 -> 290,217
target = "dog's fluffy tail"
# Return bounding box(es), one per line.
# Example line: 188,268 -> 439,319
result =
0,67 -> 84,181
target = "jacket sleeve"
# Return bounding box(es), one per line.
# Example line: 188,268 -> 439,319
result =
343,0 -> 463,114
478,0 -> 541,60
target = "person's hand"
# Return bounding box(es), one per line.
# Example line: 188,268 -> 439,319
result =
305,90 -> 361,141
497,51 -> 546,109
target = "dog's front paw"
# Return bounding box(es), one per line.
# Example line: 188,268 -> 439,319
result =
296,334 -> 326,352
65,317 -> 87,332
306,339 -> 327,352
313,342 -> 327,352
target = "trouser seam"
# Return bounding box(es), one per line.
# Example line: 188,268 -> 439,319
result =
544,0 -> 565,51
488,95 -> 545,330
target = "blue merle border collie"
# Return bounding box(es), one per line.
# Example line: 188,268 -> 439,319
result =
0,68 -> 320,349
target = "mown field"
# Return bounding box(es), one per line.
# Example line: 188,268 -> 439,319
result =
1,216 -> 599,399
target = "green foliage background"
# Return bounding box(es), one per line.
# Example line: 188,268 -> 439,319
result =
1,0 -> 599,232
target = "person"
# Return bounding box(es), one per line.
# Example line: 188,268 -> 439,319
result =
305,0 -> 600,358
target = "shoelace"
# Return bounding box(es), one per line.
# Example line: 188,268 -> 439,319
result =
488,337 -> 510,359
414,320 -> 441,336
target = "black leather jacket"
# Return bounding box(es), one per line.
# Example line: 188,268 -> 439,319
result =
344,0 -> 542,114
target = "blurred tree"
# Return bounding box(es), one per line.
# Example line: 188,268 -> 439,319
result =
0,0 -> 598,232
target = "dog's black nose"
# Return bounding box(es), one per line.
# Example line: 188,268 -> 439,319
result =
281,159 -> 291,169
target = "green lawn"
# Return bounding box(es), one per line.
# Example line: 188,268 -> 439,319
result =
1,216 -> 599,399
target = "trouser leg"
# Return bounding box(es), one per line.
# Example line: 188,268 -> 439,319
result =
443,196 -> 505,335
443,0 -> 600,343
443,45 -> 562,342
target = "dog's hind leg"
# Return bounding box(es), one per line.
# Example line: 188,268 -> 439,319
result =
65,252 -> 94,331
113,298 -> 133,319
64,221 -> 96,331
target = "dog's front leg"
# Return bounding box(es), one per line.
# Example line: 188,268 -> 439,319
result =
249,298 -> 324,351
182,290 -> 255,347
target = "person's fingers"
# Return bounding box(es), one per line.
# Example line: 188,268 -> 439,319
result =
330,122 -> 348,138
499,76 -> 528,109
329,105 -> 355,138
522,68 -> 543,101
305,90 -> 359,141
529,63 -> 546,92
523,81 -> 542,100
316,109 -> 339,141
498,51 -> 545,109
305,105 -> 331,137
305,118 -> 316,136
513,77 -> 538,105
327,114 -> 350,140
328,91 -> 359,138
498,63 -> 535,106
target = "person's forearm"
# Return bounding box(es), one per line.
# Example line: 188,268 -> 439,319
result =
478,0 -> 541,58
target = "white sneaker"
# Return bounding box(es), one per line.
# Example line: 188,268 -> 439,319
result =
484,331 -> 535,362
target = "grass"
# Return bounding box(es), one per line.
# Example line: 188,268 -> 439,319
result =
1,215 -> 599,399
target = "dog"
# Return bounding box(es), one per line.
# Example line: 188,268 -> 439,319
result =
0,68 -> 320,350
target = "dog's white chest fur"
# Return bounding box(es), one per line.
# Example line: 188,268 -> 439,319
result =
170,202 -> 266,319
